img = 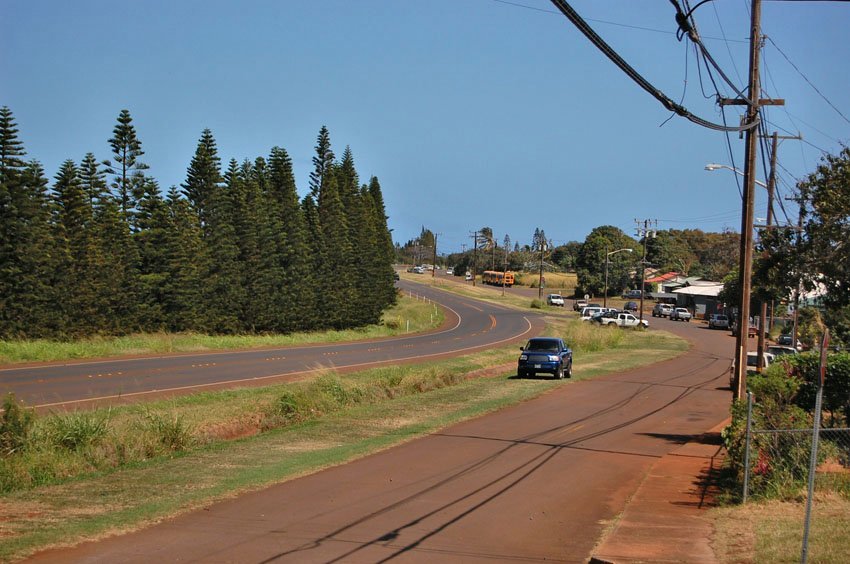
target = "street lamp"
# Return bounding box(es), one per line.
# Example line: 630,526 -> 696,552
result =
705,163 -> 768,188
604,247 -> 633,308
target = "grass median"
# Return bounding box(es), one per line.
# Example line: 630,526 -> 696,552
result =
0,311 -> 686,562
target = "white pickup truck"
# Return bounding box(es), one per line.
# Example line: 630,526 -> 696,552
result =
592,312 -> 649,329
670,307 -> 692,322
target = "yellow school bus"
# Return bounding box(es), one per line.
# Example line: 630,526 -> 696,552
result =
482,270 -> 515,287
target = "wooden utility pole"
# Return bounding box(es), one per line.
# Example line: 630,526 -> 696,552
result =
470,231 -> 479,286
502,234 -> 510,297
538,239 -> 547,300
732,0 -> 763,400
756,132 -> 777,371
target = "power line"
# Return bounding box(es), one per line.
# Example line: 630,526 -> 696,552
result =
489,0 -> 747,41
765,35 -> 850,125
547,0 -> 759,132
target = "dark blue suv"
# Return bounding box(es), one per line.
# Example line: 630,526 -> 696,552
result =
517,337 -> 573,379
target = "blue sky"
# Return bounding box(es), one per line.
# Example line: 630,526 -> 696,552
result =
3,0 -> 848,253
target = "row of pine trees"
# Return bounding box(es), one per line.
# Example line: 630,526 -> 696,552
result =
0,107 -> 397,339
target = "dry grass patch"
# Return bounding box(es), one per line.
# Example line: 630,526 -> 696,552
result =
711,493 -> 850,563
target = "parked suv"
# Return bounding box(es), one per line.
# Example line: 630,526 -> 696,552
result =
517,337 -> 573,379
652,303 -> 673,318
622,289 -> 642,299
708,314 -> 729,329
623,301 -> 638,312
546,294 -> 565,307
670,307 -> 692,322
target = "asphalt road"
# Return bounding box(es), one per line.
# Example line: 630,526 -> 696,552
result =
1,280 -> 541,410
26,299 -> 736,563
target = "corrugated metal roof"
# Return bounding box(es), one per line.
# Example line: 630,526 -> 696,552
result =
673,283 -> 723,297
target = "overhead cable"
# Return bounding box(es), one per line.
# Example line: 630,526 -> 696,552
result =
765,36 -> 850,126
670,0 -> 755,107
547,0 -> 758,133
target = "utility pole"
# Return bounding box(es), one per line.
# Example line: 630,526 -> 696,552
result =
728,0 -> 762,400
538,239 -> 548,300
756,132 -> 777,371
786,191 -> 808,350
470,231 -> 479,286
502,234 -> 511,297
635,219 -> 657,323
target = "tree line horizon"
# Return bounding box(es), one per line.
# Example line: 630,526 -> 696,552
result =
0,107 -> 396,339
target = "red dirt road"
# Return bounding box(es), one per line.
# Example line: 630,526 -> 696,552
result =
28,319 -> 733,563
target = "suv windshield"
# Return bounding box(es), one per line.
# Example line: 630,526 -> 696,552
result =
525,339 -> 560,352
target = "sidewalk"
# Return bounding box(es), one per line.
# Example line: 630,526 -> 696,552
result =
590,420 -> 729,563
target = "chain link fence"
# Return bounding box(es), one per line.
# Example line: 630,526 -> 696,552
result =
743,418 -> 850,501
739,391 -> 850,562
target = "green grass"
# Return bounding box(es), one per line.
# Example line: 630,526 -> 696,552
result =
0,293 -> 443,365
0,317 -> 685,562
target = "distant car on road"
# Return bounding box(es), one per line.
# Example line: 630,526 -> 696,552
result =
670,308 -> 692,322
517,337 -> 572,379
580,306 -> 609,321
708,314 -> 729,329
546,294 -> 565,307
573,299 -> 588,312
446,267 -> 454,275
591,311 -> 648,329
465,272 -> 473,281
730,352 -> 776,386
652,303 -> 673,318
777,334 -> 803,350
731,323 -> 764,338
623,301 -> 638,312
622,289 -> 642,299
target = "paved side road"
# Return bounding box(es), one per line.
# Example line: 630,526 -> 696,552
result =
28,311 -> 734,563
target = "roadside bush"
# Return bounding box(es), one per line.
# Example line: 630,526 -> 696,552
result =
781,352 -> 850,426
49,410 -> 110,451
530,299 -> 542,309
1,394 -> 34,456
723,367 -> 837,499
141,410 -> 195,452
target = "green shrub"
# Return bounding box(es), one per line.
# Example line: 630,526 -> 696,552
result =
49,410 -> 110,451
722,368 -> 838,499
1,394 -> 34,455
775,352 -> 850,426
315,374 -> 353,407
142,411 -> 194,451
530,299 -> 542,309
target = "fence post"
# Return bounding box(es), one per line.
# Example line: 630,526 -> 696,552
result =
743,391 -> 754,503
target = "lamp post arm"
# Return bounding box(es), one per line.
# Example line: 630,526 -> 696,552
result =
705,163 -> 767,188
